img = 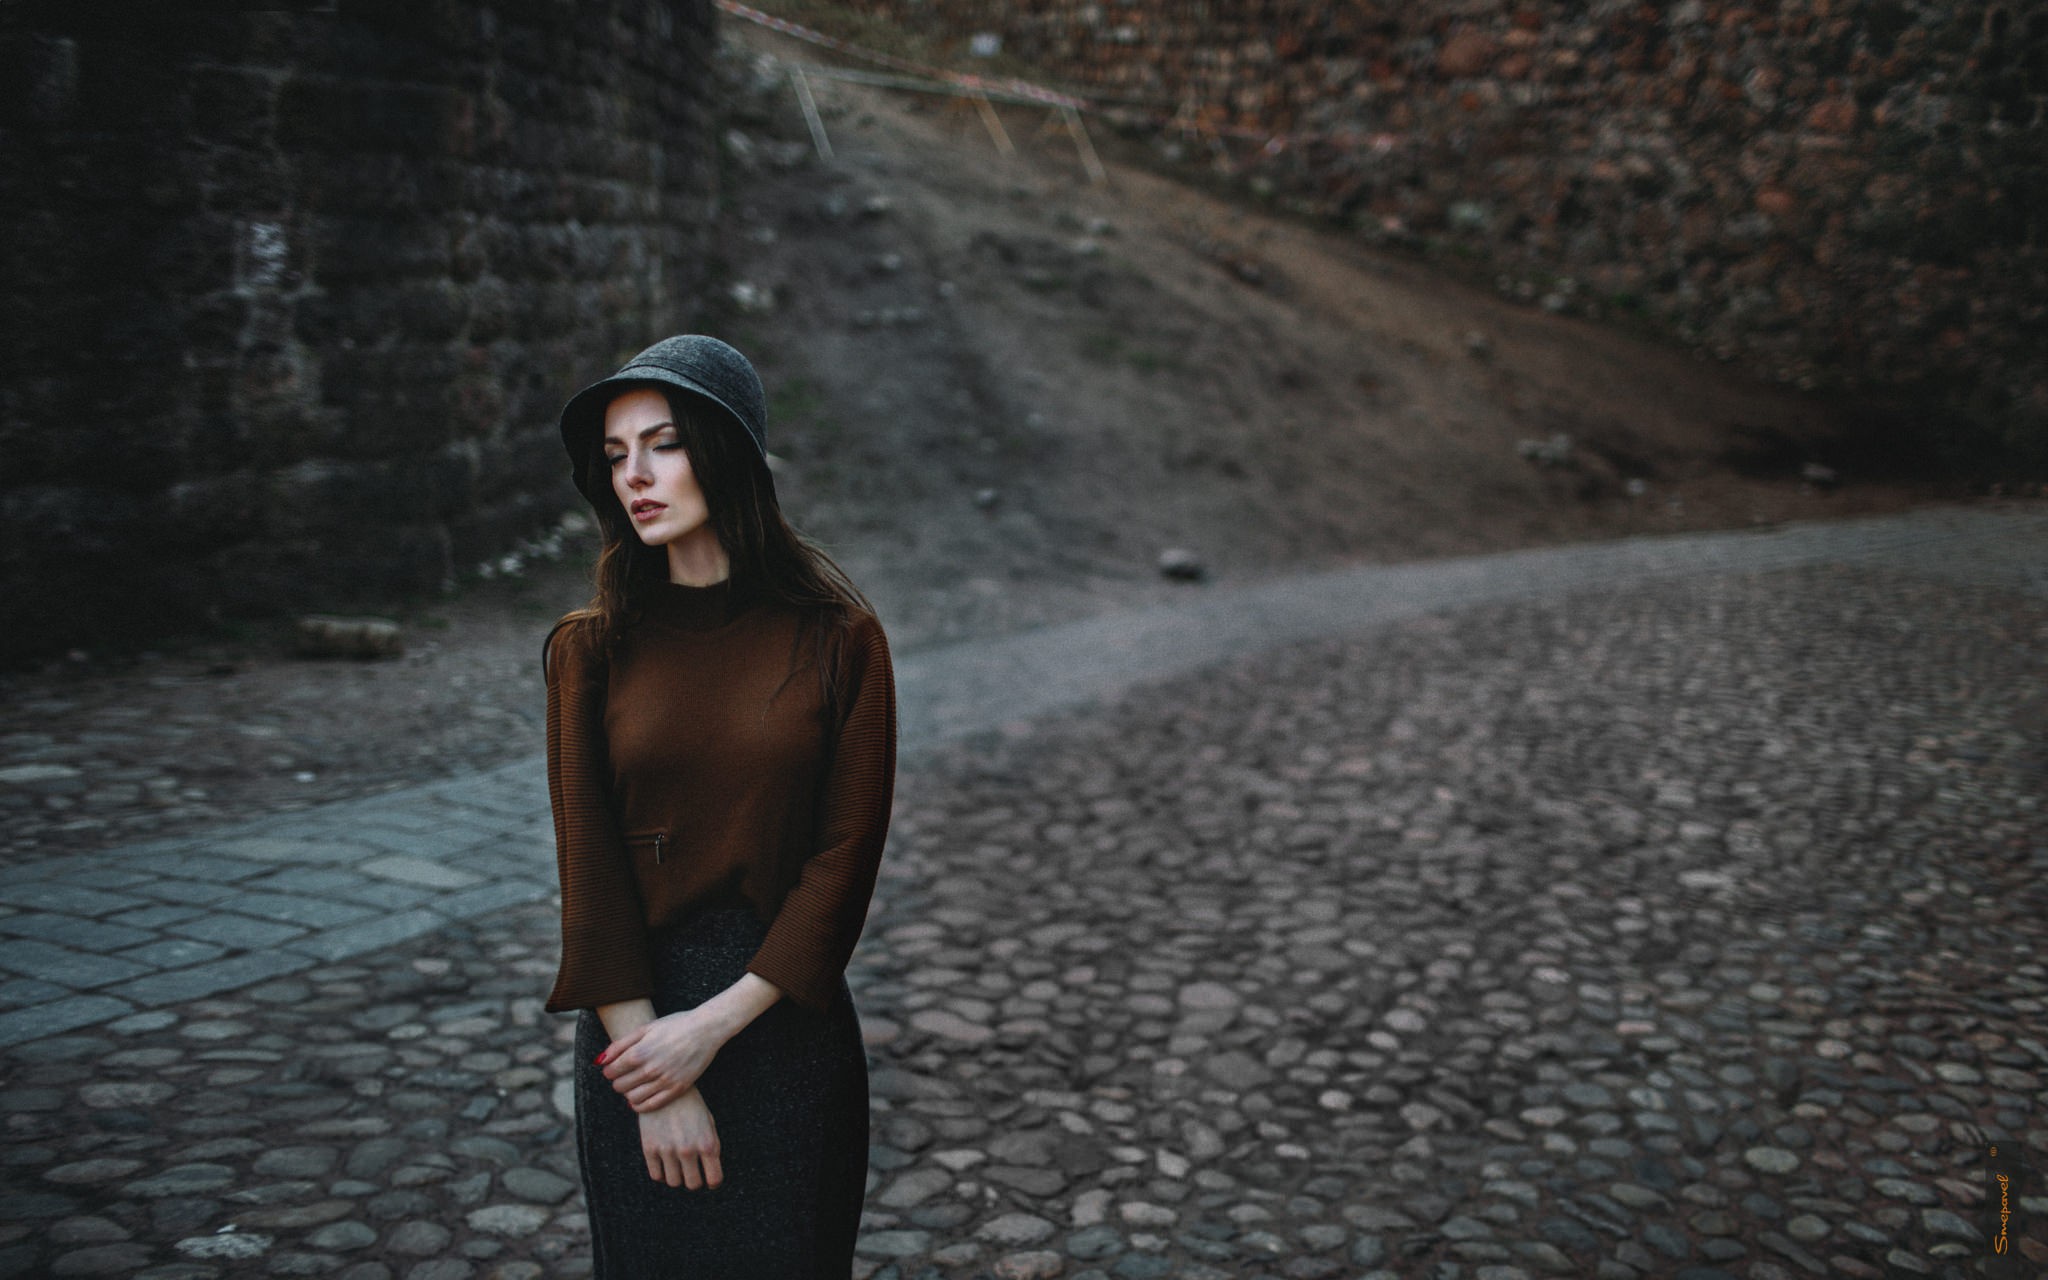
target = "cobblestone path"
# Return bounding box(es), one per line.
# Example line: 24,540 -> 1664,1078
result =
2,509 -> 2045,1279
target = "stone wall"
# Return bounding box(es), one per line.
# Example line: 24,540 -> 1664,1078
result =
0,1 -> 720,665
849,0 -> 2047,469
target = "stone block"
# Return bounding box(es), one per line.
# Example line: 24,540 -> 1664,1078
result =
165,913 -> 306,949
433,878 -> 552,922
162,472 -> 264,549
294,613 -> 405,658
358,855 -> 481,890
277,74 -> 451,155
99,949 -> 316,1008
60,865 -> 159,891
448,216 -> 488,281
426,438 -> 480,515
282,908 -> 444,963
142,211 -> 238,296
216,828 -> 357,860
447,494 -> 556,570
312,213 -> 451,282
240,866 -> 372,896
0,913 -> 156,952
0,881 -> 150,918
231,349 -> 315,429
105,904 -> 206,931
389,277 -> 470,342
0,994 -> 135,1047
338,807 -> 460,837
468,213 -> 526,269
125,850 -> 271,882
264,458 -> 431,538
309,150 -> 427,213
313,522 -> 453,598
0,938 -> 151,989
116,937 -> 228,969
219,891 -> 376,929
316,347 -> 464,452
178,291 -> 251,353
0,33 -> 80,127
132,878 -> 243,907
0,977 -> 71,1009
186,65 -> 281,148
332,879 -> 438,911
0,486 -> 86,571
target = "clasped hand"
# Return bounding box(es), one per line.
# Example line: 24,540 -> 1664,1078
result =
598,1011 -> 723,1113
640,1088 -> 721,1191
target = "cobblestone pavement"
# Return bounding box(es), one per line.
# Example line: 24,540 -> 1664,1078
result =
2,507 -> 2039,1053
2,510 -> 2046,1279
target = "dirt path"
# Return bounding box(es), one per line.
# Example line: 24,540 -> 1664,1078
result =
0,29 -> 1970,866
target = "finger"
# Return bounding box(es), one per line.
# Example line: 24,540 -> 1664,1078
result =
660,1150 -> 683,1188
600,1028 -> 643,1066
702,1150 -> 723,1189
644,1144 -> 663,1183
638,1084 -> 678,1113
681,1154 -> 703,1191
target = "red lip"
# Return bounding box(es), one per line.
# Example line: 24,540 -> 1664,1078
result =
631,502 -> 666,519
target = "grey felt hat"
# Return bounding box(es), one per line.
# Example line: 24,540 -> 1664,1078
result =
557,335 -> 770,503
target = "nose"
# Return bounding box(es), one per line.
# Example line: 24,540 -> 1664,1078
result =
621,448 -> 652,487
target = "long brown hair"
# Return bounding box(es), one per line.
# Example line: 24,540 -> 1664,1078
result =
545,384 -> 875,721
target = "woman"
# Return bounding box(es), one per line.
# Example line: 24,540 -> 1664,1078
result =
541,335 -> 896,1277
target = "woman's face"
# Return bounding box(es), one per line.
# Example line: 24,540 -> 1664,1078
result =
603,388 -> 712,548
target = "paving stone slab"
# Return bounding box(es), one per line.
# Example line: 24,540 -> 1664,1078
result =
357,855 -> 483,890
431,879 -> 554,921
163,913 -> 307,949
0,994 -> 135,1045
0,912 -> 156,951
0,883 -> 153,918
282,909 -> 446,964
0,938 -> 153,988
215,892 -> 377,929
98,949 -> 318,1007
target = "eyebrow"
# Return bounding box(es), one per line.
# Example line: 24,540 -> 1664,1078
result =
601,421 -> 677,447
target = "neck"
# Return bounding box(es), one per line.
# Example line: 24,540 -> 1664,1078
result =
665,530 -> 729,586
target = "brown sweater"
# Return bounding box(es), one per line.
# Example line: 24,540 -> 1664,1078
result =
540,576 -> 896,1016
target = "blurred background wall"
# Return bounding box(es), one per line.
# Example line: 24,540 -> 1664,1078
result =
4,1 -> 2041,668
0,0 -> 719,664
847,0 -> 2045,468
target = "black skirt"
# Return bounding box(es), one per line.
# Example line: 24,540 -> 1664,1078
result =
572,904 -> 870,1278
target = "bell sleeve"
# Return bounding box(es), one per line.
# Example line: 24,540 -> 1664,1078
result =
745,611 -> 898,1015
541,619 -> 656,1013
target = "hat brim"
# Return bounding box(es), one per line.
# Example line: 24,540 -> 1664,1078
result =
558,366 -> 771,503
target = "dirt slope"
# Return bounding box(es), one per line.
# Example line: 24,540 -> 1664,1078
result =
0,28 -> 1963,863
710,23 -> 1943,650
